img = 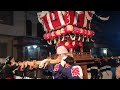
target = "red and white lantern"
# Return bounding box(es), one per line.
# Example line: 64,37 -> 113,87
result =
55,30 -> 61,37
90,30 -> 95,36
83,29 -> 88,37
71,40 -> 78,49
64,24 -> 74,33
43,33 -> 47,40
64,40 -> 72,49
51,31 -> 57,38
78,41 -> 83,47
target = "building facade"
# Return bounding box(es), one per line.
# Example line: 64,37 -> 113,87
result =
0,11 -> 48,61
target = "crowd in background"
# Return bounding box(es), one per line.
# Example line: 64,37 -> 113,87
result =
0,46 -> 120,79
87,56 -> 120,79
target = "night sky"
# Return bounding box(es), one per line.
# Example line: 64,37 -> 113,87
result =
92,11 -> 120,55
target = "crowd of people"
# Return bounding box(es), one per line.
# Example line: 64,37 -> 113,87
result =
87,56 -> 120,79
0,46 -> 83,79
0,45 -> 120,79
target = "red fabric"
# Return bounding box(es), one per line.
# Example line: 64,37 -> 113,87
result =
50,11 -> 62,29
62,11 -> 70,25
77,11 -> 93,29
69,11 -> 76,25
56,41 -> 65,49
42,15 -> 51,31
77,12 -> 85,27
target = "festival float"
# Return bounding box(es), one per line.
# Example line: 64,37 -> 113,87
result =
37,11 -> 109,79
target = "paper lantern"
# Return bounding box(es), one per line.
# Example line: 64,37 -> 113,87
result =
88,30 -> 95,36
51,31 -> 56,38
90,30 -> 95,36
60,28 -> 67,35
87,30 -> 91,36
83,29 -> 88,37
47,33 -> 52,40
72,27 -> 80,34
64,40 -> 72,49
79,28 -> 84,35
55,30 -> 61,37
43,33 -> 48,40
64,25 -> 74,33
71,40 -> 78,49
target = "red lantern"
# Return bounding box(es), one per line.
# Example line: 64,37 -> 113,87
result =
47,33 -> 52,40
80,28 -> 84,35
87,30 -> 91,36
51,31 -> 56,38
43,33 -> 48,40
72,27 -> 80,34
78,41 -> 83,47
71,40 -> 78,49
83,29 -> 88,37
60,28 -> 67,35
55,30 -> 61,37
64,40 -> 72,49
64,25 -> 74,33
90,30 -> 95,36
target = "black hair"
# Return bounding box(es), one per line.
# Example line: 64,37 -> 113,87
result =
8,56 -> 14,61
6,61 -> 11,65
64,56 -> 74,65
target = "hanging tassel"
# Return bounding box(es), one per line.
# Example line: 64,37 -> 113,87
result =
58,37 -> 61,42
94,14 -> 110,21
61,35 -> 65,41
86,37 -> 89,42
51,12 -> 55,20
90,37 -> 94,42
70,34 -> 76,40
54,38 -> 57,44
61,11 -> 66,15
47,40 -> 52,45
78,35 -> 81,41
82,37 -> 84,42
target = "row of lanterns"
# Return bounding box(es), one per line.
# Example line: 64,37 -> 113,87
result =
43,25 -> 95,41
56,40 -> 83,50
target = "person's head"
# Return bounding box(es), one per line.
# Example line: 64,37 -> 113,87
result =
5,56 -> 13,65
56,46 -> 68,57
64,56 -> 74,65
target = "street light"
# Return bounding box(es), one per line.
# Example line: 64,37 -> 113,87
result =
33,45 -> 37,48
103,48 -> 107,56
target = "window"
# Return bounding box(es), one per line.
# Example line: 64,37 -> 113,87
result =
37,22 -> 45,38
0,43 -> 7,58
0,11 -> 13,25
26,20 -> 32,36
